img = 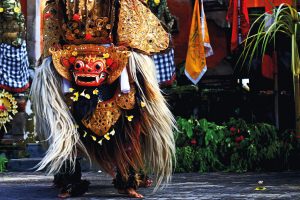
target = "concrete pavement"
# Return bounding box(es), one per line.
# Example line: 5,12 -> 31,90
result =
1,172 -> 300,199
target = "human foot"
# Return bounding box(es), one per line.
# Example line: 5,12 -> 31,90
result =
57,180 -> 90,198
139,177 -> 153,188
58,192 -> 71,199
118,188 -> 144,198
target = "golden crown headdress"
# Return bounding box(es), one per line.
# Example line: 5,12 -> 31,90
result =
43,0 -> 169,56
43,0 -> 114,48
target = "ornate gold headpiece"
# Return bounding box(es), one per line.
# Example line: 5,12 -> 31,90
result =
43,0 -> 114,48
117,0 -> 169,54
63,0 -> 114,44
43,0 -> 169,57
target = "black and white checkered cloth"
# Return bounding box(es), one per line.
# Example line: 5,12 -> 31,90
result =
153,48 -> 176,84
0,41 -> 29,89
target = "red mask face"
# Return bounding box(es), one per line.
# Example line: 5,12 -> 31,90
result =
72,59 -> 107,87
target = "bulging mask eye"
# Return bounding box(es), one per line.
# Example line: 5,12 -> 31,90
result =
93,60 -> 105,71
74,60 -> 85,70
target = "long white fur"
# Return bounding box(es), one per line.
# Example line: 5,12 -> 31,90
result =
30,53 -> 175,188
30,57 -> 89,174
128,52 -> 176,191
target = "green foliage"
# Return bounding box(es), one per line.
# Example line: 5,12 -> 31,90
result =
175,146 -> 195,173
175,117 -> 298,173
175,117 -> 227,172
0,154 -> 8,173
239,4 -> 300,77
177,117 -> 195,139
238,3 -> 300,137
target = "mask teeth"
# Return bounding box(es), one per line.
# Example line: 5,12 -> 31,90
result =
96,76 -> 100,83
74,73 -> 78,82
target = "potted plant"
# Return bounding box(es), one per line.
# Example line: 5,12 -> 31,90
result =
239,2 -> 300,139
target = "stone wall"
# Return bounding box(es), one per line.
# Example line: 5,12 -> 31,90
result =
26,0 -> 41,66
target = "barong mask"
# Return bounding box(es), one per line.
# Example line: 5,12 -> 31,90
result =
50,44 -> 130,86
71,57 -> 107,87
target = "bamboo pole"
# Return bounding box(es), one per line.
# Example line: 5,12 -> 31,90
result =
274,52 -> 279,129
294,75 -> 300,140
292,25 -> 300,139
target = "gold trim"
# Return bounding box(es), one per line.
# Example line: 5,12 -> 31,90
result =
82,86 -> 136,136
0,90 -> 18,132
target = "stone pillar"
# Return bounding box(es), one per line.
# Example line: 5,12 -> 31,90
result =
26,0 -> 41,66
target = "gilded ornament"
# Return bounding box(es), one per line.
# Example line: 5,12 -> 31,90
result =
117,0 -> 169,54
0,90 -> 18,133
42,1 -> 62,57
13,6 -> 20,13
82,86 -> 136,136
62,0 -> 113,44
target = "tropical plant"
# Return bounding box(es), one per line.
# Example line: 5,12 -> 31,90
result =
175,117 -> 298,173
175,117 -> 226,172
0,154 -> 8,173
239,3 -> 300,139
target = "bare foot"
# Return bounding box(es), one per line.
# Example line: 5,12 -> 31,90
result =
118,188 -> 144,198
139,178 -> 153,188
58,192 -> 71,199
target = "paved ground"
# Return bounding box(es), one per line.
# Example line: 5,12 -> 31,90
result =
1,172 -> 300,199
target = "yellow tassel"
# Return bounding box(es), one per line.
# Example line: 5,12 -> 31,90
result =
85,94 -> 91,99
110,129 -> 116,136
126,115 -> 134,122
71,92 -> 79,102
103,53 -> 110,58
80,90 -> 86,97
83,131 -> 88,138
91,135 -> 97,141
104,133 -> 110,140
93,89 -> 99,95
141,101 -> 146,108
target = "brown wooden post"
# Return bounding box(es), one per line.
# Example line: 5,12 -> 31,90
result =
274,51 -> 279,129
293,71 -> 300,140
